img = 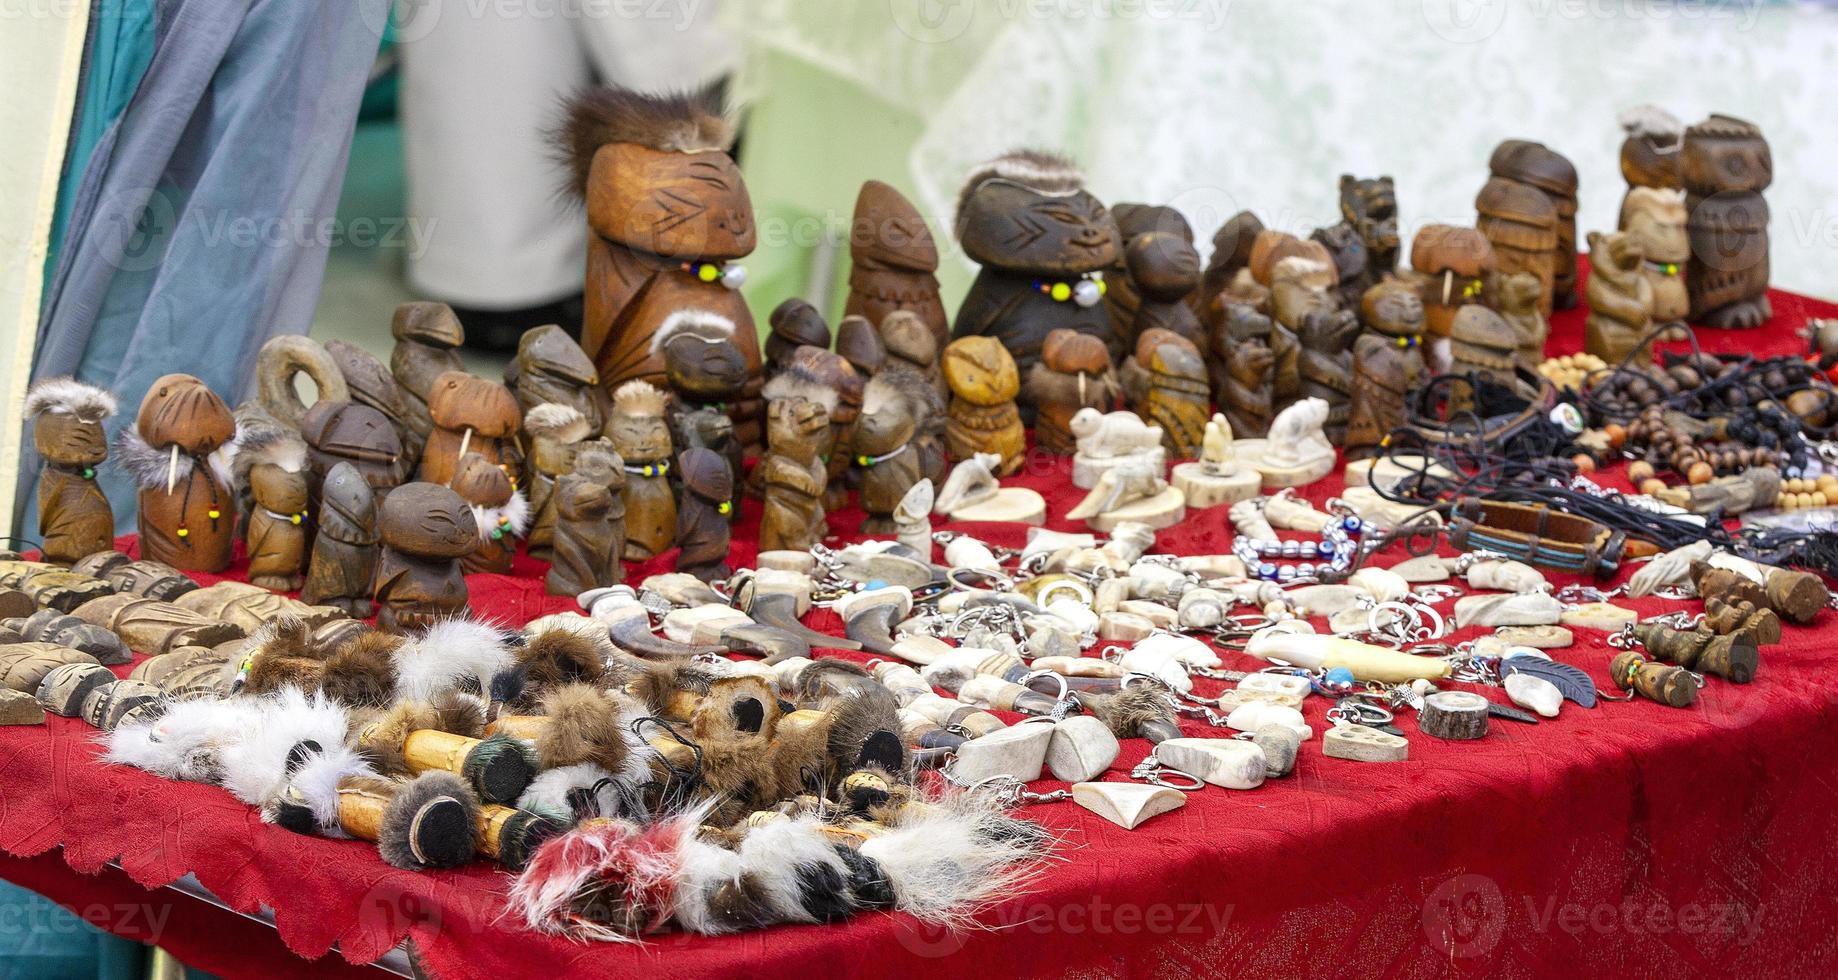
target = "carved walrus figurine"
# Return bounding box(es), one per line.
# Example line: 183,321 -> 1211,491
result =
417,371 -> 523,488
116,374 -> 237,573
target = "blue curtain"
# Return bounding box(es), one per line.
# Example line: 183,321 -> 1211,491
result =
18,0 -> 388,537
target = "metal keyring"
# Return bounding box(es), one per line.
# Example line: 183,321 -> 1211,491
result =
948,566 -> 1015,593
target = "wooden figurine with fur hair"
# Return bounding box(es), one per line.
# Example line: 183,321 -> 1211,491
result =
545,447 -> 624,596
302,462 -> 379,617
374,482 -> 477,634
522,404 -> 594,560
1027,329 -> 1119,456
846,180 -> 949,352
236,423 -> 312,592
951,150 -> 1122,387
675,448 -> 732,584
454,453 -> 528,575
1585,230 -> 1654,368
25,379 -> 117,565
554,86 -> 765,449
1620,187 -> 1690,324
418,371 -> 523,488
875,313 -> 949,483
1215,303 -> 1277,438
942,336 -> 1025,475
389,301 -> 464,460
1495,271 -> 1550,370
662,331 -> 746,519
854,377 -> 923,535
1682,115 -> 1772,328
759,396 -> 830,553
1346,281 -> 1428,459
116,374 -> 236,572
608,381 -> 674,561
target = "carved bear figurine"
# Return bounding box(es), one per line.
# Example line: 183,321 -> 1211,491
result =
25,379 -> 117,565
1585,230 -> 1654,368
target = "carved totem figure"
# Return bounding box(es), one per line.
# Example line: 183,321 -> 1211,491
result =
555,87 -> 765,445
522,404 -> 594,560
388,301 -> 464,460
1475,175 -> 1559,315
25,379 -> 116,565
759,396 -> 830,553
1197,210 -> 1267,331
324,339 -> 417,461
1620,187 -> 1690,324
1409,225 -> 1496,339
1142,340 -> 1210,460
1105,204 -> 1194,347
1488,141 -> 1579,309
1585,230 -> 1654,368
1215,303 -> 1277,438
453,452 -> 526,575
662,330 -> 746,520
854,375 -> 924,535
418,372 -> 523,488
1267,251 -> 1339,406
942,336 -> 1025,475
846,180 -> 949,352
783,347 -> 863,513
876,313 -> 949,485
1125,231 -> 1204,347
881,310 -> 946,402
1296,305 -> 1362,444
1682,114 -> 1772,328
546,446 -> 625,595
116,375 -> 236,573
1346,282 -> 1428,459
374,482 -> 477,634
236,424 -> 311,592
1449,306 -> 1528,412
507,324 -> 608,437
608,381 -> 675,561
952,150 -> 1121,387
302,462 -> 378,617
1618,105 -> 1684,214
1313,175 -> 1399,309
675,447 -> 733,584
1494,271 -> 1550,371
1025,329 -> 1120,456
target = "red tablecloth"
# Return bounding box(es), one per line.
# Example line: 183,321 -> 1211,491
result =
5,271 -> 1838,980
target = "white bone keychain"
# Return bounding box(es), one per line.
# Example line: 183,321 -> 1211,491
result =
1456,554 -> 1549,593
1229,497 -> 1278,541
942,533 -> 1003,573
1348,566 -> 1410,603
1263,489 -> 1334,532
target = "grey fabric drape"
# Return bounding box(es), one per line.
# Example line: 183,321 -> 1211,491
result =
17,0 -> 387,537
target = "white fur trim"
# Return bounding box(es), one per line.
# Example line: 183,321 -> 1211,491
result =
276,742 -> 375,835
218,687 -> 351,807
648,310 -> 736,355
472,489 -> 531,543
393,620 -> 514,702
24,377 -> 117,421
104,697 -> 261,782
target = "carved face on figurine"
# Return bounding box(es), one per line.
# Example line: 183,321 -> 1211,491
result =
1680,115 -> 1772,195
1042,328 -> 1112,377
1360,281 -> 1425,337
1449,307 -> 1521,373
1125,232 -> 1201,300
955,153 -> 1119,276
1497,271 -> 1544,317
137,374 -> 235,453
941,337 -> 1020,407
609,382 -> 671,463
786,347 -> 863,424
663,332 -> 748,402
319,462 -> 378,541
380,482 -> 479,558
1339,174 -> 1399,264
852,407 -> 915,457
575,445 -> 626,495
585,144 -> 755,262
851,179 -> 939,272
1622,188 -> 1689,264
517,324 -> 599,389
452,453 -> 514,509
28,381 -> 114,467
767,397 -> 829,452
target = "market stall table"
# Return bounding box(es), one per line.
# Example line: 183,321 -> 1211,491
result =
4,275 -> 1838,979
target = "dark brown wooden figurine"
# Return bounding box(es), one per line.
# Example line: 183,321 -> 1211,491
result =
508,324 -> 608,436
608,381 -> 675,561
418,371 -> 523,488
1608,651 -> 1697,708
759,396 -> 830,553
1125,231 -> 1204,348
662,331 -> 746,519
854,376 -> 923,535
1215,303 -> 1277,438
302,461 -> 378,617
1475,175 -> 1559,315
876,314 -> 949,484
555,87 -> 764,446
882,310 -> 946,401
236,425 -> 311,592
1197,210 -> 1266,330
374,482 -> 477,634
835,315 -> 887,379
545,447 -> 624,596
1296,305 -> 1362,444
453,453 -> 526,575
1346,282 -> 1428,458
117,374 -> 235,573
1026,329 -> 1119,456
675,447 -> 733,584
846,180 -> 949,352
300,400 -> 405,507
942,336 -> 1025,475
1410,225 -> 1496,339
522,404 -> 595,560
1488,141 -> 1579,309
389,301 -> 465,459
1105,204 -> 1194,346
1313,175 -> 1400,309
1618,105 -> 1683,210
952,150 -> 1121,383
25,379 -> 117,565
1633,622 -> 1758,683
324,339 -> 417,459
1682,114 -> 1772,329
1143,339 -> 1210,459
765,298 -> 830,383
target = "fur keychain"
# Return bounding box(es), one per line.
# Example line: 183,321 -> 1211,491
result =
392,618 -> 522,711
105,696 -> 263,783
217,687 -> 363,813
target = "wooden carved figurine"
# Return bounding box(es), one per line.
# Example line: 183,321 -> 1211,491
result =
661,331 -> 746,519
1495,271 -> 1550,371
507,324 -> 608,436
1197,210 -> 1267,330
942,336 -> 1025,475
1682,114 -> 1772,328
545,447 -> 625,596
236,423 -> 311,592
1475,175 -> 1559,315
522,404 -> 594,560
1618,105 -> 1683,213
759,396 -> 831,553
1448,306 -> 1524,389
1410,225 -> 1496,339
1346,282 -> 1428,459
300,400 -> 405,508
1125,232 -> 1204,347
418,371 -> 523,488
765,298 -> 830,383
253,335 -> 350,431
1142,340 -> 1210,460
556,87 -> 764,445
25,379 -> 116,565
608,381 -> 675,561
854,376 -> 923,534
324,339 -> 417,460
1026,329 -> 1120,456
1296,304 -> 1362,444
1488,141 -> 1579,309
302,462 -> 378,617
874,316 -> 949,485
1106,204 -> 1194,346
675,447 -> 733,584
116,374 -> 236,573
846,180 -> 949,352
1215,303 -> 1277,438
882,310 -> 946,401
1313,175 -> 1399,309
781,347 -> 863,513
1266,251 -> 1338,405
1620,188 -> 1690,324
453,453 -> 527,575
388,301 -> 464,460
1585,230 -> 1654,368
952,150 -> 1121,385
374,482 -> 477,634
834,315 -> 886,378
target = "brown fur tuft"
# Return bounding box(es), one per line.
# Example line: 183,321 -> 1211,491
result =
535,683 -> 632,773
519,629 -> 608,691
552,85 -> 733,199
1078,686 -> 1177,738
321,633 -> 398,708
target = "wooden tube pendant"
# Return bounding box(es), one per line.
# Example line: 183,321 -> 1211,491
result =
486,714 -> 549,741
404,729 -> 477,774
1609,651 -> 1698,707
337,784 -> 393,841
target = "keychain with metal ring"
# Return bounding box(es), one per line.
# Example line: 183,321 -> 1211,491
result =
1129,755 -> 1206,791
1366,601 -> 1420,643
1326,697 -> 1394,729
967,774 -> 1071,807
1410,585 -> 1461,604
1023,669 -> 1077,721
1031,576 -> 1094,607
1650,585 -> 1696,601
948,566 -> 1014,593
